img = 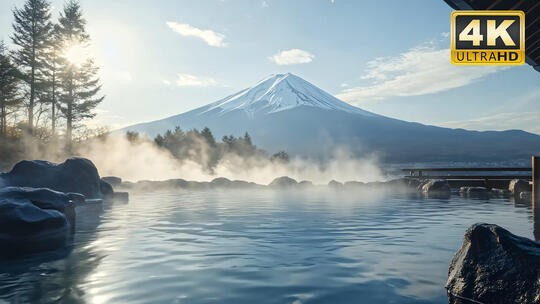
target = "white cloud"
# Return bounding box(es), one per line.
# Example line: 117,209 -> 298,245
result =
336,44 -> 506,104
270,48 -> 315,65
175,74 -> 218,87
439,112 -> 540,135
262,1 -> 269,8
166,22 -> 227,47
162,80 -> 172,86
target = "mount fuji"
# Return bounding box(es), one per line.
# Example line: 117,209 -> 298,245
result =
120,73 -> 540,162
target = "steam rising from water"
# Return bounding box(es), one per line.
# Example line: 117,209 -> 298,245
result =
78,135 -> 385,184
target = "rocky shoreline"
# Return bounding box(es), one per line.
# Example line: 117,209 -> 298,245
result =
0,158 -> 127,257
115,174 -> 533,202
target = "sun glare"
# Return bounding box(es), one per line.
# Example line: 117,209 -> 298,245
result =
63,43 -> 88,66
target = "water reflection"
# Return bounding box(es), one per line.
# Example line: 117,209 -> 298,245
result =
0,189 -> 535,304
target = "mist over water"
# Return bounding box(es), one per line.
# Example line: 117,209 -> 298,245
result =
60,135 -> 385,184
0,189 -> 534,304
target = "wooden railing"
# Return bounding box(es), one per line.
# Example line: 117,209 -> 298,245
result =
401,167 -> 532,180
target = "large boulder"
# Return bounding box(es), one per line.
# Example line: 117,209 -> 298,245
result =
0,158 -> 103,198
0,187 -> 75,229
446,223 -> 540,304
421,179 -> 451,198
0,188 -> 76,256
269,176 -> 298,188
508,179 -> 531,196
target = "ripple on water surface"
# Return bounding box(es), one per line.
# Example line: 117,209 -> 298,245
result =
0,189 -> 534,304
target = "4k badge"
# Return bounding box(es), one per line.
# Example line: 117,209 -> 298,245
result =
451,11 -> 525,65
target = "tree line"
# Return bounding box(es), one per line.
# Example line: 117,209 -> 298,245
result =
0,0 -> 103,146
127,127 -> 290,173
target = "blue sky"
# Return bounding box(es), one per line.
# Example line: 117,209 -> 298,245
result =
1,0 -> 538,133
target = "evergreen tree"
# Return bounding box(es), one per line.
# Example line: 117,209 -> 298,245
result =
57,0 -> 104,145
43,25 -> 63,135
11,0 -> 53,133
0,41 -> 22,137
201,127 -> 216,146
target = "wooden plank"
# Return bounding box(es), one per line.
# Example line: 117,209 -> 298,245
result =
405,175 -> 532,180
401,167 -> 531,172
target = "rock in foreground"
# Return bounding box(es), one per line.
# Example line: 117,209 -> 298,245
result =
446,223 -> 540,304
0,158 -> 103,198
0,187 -> 76,256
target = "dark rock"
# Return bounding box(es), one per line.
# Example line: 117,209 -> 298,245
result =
446,223 -> 540,304
298,180 -> 314,188
519,191 -> 532,202
0,158 -> 103,198
269,176 -> 298,188
459,186 -> 489,198
508,179 -> 531,196
66,192 -> 86,206
101,176 -> 122,187
100,179 -> 114,199
328,180 -> 343,188
0,187 -> 75,230
421,179 -> 451,198
0,188 -> 76,256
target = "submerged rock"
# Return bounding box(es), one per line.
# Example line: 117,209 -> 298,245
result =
298,180 -> 314,188
0,158 -> 103,198
446,223 -> 540,304
0,187 -> 75,229
210,177 -> 260,189
459,186 -> 489,198
421,179 -> 451,198
519,191 -> 532,202
508,179 -> 531,196
0,187 -> 76,256
491,188 -> 510,197
101,176 -> 122,187
269,176 -> 298,188
328,180 -> 343,188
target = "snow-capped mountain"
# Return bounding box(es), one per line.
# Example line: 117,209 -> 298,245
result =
202,73 -> 375,118
120,73 -> 540,162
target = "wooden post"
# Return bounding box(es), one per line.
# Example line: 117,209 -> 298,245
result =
533,156 -> 539,241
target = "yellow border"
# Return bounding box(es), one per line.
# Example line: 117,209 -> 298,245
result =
450,10 -> 525,65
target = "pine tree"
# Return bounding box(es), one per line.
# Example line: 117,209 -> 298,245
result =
57,0 -> 104,145
11,0 -> 53,133
0,41 -> 22,137
43,25 -> 63,135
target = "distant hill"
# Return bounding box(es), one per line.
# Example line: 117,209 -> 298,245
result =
119,73 -> 540,162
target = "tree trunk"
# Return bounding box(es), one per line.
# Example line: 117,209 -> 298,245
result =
0,103 -> 5,137
51,66 -> 56,135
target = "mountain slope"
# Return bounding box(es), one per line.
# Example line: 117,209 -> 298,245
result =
120,73 -> 540,162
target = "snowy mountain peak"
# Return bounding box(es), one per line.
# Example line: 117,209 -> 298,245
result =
203,73 -> 377,117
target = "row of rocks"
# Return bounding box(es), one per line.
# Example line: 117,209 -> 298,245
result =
116,176 -> 416,191
0,158 -> 129,257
